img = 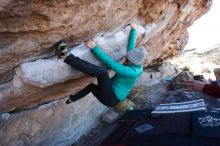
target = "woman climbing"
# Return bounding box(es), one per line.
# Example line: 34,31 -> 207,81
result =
55,23 -> 147,107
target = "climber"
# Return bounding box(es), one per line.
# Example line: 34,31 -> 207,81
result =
55,23 -> 147,107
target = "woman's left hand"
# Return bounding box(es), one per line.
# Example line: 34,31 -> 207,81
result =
86,40 -> 96,49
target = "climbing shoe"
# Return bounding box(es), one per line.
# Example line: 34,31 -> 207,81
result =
55,40 -> 68,58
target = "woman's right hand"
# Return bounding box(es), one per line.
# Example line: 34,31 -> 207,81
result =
86,40 -> 96,49
130,23 -> 137,29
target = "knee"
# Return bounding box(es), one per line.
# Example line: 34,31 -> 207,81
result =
97,68 -> 108,77
88,83 -> 96,88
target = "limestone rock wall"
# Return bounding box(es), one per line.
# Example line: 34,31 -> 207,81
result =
0,95 -> 106,146
0,0 -> 212,145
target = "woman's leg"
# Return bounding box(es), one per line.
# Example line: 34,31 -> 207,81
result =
68,84 -> 98,102
68,77 -> 119,107
64,54 -> 109,77
68,81 -> 118,107
94,70 -> 120,107
64,54 -> 119,106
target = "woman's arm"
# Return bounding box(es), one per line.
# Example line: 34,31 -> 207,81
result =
91,45 -> 142,77
85,24 -> 141,77
127,23 -> 137,51
203,84 -> 220,98
182,80 -> 220,98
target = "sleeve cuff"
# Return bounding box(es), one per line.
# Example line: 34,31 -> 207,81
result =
64,54 -> 74,64
202,84 -> 220,98
91,45 -> 100,53
203,84 -> 213,94
131,28 -> 137,31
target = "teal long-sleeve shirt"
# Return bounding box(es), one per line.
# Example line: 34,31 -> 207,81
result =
91,28 -> 142,101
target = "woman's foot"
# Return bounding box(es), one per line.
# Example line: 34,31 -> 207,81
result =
86,39 -> 96,49
55,40 -> 69,58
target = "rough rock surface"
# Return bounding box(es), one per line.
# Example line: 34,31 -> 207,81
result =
15,25 -> 145,88
136,61 -> 180,86
0,94 -> 106,146
0,0 -> 212,145
0,0 -> 211,112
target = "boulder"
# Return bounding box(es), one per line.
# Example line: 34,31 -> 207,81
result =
0,0 -> 213,145
0,94 -> 106,146
0,0 -> 212,112
136,61 -> 180,86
